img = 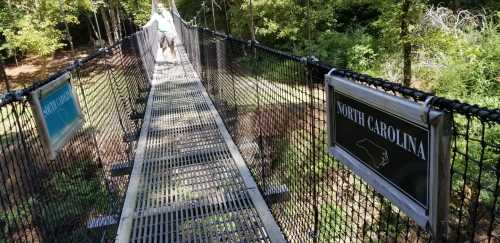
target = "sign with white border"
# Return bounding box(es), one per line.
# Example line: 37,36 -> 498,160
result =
326,74 -> 452,239
30,73 -> 84,159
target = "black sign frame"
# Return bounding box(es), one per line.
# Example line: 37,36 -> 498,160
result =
326,74 -> 452,239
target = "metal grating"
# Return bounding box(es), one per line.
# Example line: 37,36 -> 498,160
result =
118,45 -> 284,242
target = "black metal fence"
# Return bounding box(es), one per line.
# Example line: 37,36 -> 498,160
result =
0,31 -> 152,241
173,12 -> 500,243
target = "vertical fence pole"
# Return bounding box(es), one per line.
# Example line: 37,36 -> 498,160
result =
255,45 -> 265,189
228,39 -> 238,116
307,60 -> 319,243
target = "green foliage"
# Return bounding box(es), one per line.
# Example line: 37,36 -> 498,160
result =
122,0 -> 152,26
275,129 -> 335,189
308,29 -> 376,71
0,160 -> 110,241
0,0 -> 148,59
228,0 -> 336,50
3,15 -> 65,57
40,160 -> 110,228
368,200 -> 409,241
319,203 -> 348,240
236,54 -> 304,85
175,0 -> 203,22
0,197 -> 34,236
407,8 -> 500,109
38,159 -> 111,241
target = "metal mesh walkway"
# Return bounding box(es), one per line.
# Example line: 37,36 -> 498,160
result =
116,45 -> 284,242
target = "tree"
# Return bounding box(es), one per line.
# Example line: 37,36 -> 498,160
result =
0,59 -> 9,90
122,0 -> 152,26
401,0 -> 412,86
373,0 -> 424,86
0,0 -> 91,66
3,14 -> 65,75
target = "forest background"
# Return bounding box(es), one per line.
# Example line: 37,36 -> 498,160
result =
0,0 -> 498,107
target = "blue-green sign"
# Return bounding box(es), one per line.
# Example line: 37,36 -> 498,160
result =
31,73 -> 83,159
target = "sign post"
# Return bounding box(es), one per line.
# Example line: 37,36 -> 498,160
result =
30,73 -> 84,159
326,74 -> 452,240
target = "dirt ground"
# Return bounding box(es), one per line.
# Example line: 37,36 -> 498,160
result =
2,47 -> 92,92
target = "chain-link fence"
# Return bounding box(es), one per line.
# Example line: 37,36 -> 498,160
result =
0,28 -> 153,241
173,12 -> 500,243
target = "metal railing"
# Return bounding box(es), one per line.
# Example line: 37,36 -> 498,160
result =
0,28 -> 154,241
173,12 -> 500,243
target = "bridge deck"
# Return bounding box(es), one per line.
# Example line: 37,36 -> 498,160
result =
116,45 -> 284,242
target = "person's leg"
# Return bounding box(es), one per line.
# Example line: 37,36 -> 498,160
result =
160,33 -> 169,60
168,37 -> 177,63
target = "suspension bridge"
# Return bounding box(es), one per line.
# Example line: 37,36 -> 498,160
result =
0,2 -> 498,243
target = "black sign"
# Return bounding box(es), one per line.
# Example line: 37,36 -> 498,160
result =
327,74 -> 452,236
332,90 -> 430,208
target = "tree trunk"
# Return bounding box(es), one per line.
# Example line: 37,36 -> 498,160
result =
211,0 -> 217,31
402,42 -> 412,87
249,0 -> 256,42
101,7 -> 114,45
0,61 -> 10,91
87,14 -> 100,42
41,56 -> 49,78
109,5 -> 121,42
401,0 -> 412,87
59,0 -> 75,57
93,11 -> 104,46
223,0 -> 231,34
116,6 -> 124,37
14,50 -> 18,66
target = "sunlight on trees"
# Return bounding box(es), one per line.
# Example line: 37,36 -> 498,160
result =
174,0 -> 498,106
0,0 -> 151,66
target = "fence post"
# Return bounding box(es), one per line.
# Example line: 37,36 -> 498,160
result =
306,58 -> 319,242
227,38 -> 238,116
250,41 -> 266,191
215,35 -> 223,103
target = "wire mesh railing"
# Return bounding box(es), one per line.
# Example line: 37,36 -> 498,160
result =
173,12 -> 500,243
0,27 -> 154,241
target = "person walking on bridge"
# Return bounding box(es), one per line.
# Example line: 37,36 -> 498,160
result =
156,6 -> 177,63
